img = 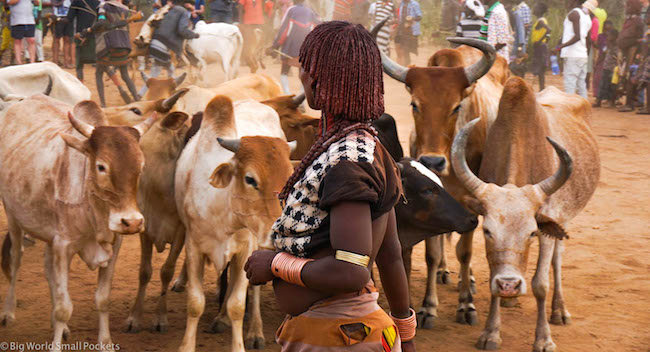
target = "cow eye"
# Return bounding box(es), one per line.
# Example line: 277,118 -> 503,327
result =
530,232 -> 537,238
484,229 -> 492,238
97,164 -> 106,173
245,176 -> 258,189
422,188 -> 435,196
452,105 -> 461,114
411,102 -> 419,113
130,108 -> 142,115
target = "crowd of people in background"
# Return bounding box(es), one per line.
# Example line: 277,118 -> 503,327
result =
1,0 -> 648,115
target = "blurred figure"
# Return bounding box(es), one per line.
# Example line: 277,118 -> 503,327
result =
333,0 -> 352,21
239,0 -> 264,71
209,0 -> 235,23
554,0 -> 592,98
67,0 -> 100,81
440,0 -> 461,32
511,0 -> 531,56
369,0 -> 395,55
9,0 -> 37,65
593,28 -> 619,107
455,0 -> 485,41
53,0 -> 74,68
185,0 -> 204,26
618,0 -> 645,112
479,0 -> 512,63
24,0 -> 43,62
530,1 -> 550,90
394,0 -> 421,66
0,3 -> 14,65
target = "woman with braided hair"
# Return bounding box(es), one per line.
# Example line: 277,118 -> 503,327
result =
245,21 -> 415,352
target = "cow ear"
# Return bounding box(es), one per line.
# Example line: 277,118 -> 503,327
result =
161,111 -> 189,131
60,134 -> 90,155
462,84 -> 476,99
536,214 -> 569,240
462,195 -> 485,215
209,163 -> 234,188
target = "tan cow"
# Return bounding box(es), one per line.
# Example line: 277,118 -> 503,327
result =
103,88 -> 188,126
374,17 -> 501,328
0,95 -> 157,350
175,96 -> 294,352
451,77 -> 600,351
140,72 -> 187,101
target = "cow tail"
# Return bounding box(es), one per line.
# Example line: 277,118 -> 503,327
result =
1,233 -> 10,280
232,31 -> 244,80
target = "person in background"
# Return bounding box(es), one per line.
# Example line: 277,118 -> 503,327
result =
67,0 -> 99,81
479,0 -> 512,63
592,19 -> 614,100
269,0 -> 317,94
394,0 -> 421,66
0,3 -> 14,65
333,0 -> 352,21
594,28 -> 619,107
618,0 -> 645,112
554,0 -> 592,98
9,0 -> 37,65
530,1 -> 550,90
511,0 -> 530,56
369,0 -> 395,55
209,0 -> 234,23
185,0 -> 204,26
634,13 -> 650,114
456,0 -> 485,41
239,0 -> 264,70
262,0 -> 273,45
440,0 -> 461,32
351,0 -> 370,26
24,0 -> 43,62
583,0 -> 598,93
52,0 -> 73,68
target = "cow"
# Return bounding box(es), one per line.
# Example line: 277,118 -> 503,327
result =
0,95 -> 157,350
0,62 -> 91,105
140,72 -> 187,101
175,95 -> 294,352
186,21 -> 243,84
0,76 -> 52,111
372,18 -> 503,327
260,93 -> 318,159
450,77 -> 600,351
103,88 -> 188,126
239,24 -> 265,74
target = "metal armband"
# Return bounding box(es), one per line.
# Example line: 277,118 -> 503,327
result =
335,250 -> 370,267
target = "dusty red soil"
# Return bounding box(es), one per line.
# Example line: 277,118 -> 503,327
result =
0,45 -> 649,351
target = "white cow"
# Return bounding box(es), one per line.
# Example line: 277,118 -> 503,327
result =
175,96 -> 294,352
186,21 -> 243,85
0,62 -> 91,105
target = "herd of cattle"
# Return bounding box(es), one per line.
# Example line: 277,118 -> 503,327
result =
0,22 -> 600,352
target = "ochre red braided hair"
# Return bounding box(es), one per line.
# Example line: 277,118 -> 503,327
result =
278,21 -> 384,201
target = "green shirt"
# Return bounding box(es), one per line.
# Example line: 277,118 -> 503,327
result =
34,0 -> 43,30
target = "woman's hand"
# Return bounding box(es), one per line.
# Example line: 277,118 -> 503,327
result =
402,340 -> 416,352
245,250 -> 277,285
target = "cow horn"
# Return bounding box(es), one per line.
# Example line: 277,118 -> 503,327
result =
160,88 -> 189,111
174,72 -> 187,87
447,37 -> 497,85
141,71 -> 151,84
68,111 -> 95,138
450,118 -> 486,194
217,137 -> 241,153
370,18 -> 408,83
533,137 -> 573,196
44,76 -> 53,96
291,93 -> 305,107
133,112 -> 160,137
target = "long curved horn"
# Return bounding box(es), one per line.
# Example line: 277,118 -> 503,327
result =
217,137 -> 241,154
133,112 -> 159,137
160,88 -> 189,112
291,93 -> 305,107
44,76 -> 53,96
370,18 -> 408,83
446,37 -> 497,85
534,137 -> 573,196
450,118 -> 486,194
67,111 -> 95,138
174,72 -> 187,87
140,71 -> 151,83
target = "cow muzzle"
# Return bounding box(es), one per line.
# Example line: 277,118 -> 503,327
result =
109,210 -> 145,234
492,274 -> 525,297
418,155 -> 449,175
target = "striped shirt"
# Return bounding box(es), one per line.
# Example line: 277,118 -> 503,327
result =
456,11 -> 483,39
369,1 -> 394,54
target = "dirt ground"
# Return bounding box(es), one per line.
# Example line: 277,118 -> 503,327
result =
0,43 -> 649,352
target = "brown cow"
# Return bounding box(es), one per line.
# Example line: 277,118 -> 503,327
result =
373,18 -> 500,328
451,77 -> 599,351
140,72 -> 187,101
261,93 -> 319,159
0,95 -> 157,349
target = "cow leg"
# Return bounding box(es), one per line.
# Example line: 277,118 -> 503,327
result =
125,233 -> 153,333
225,248 -> 250,352
178,238 -> 205,352
96,237 -> 122,351
244,285 -> 265,349
1,224 -> 23,326
476,294 -> 502,350
154,230 -> 185,333
45,245 -> 70,341
550,239 -> 571,325
50,238 -> 74,352
208,266 -> 233,333
436,234 -> 451,284
455,229 -> 478,325
417,236 -> 440,329
533,235 -> 557,352
171,260 -> 188,292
